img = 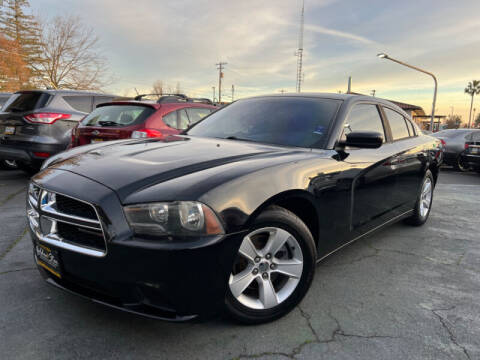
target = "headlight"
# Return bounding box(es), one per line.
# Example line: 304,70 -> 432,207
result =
124,201 -> 224,237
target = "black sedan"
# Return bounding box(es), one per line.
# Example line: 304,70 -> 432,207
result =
27,93 -> 442,324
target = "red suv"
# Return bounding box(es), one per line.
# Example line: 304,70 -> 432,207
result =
71,94 -> 217,147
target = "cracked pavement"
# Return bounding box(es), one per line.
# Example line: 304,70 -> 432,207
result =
0,168 -> 479,360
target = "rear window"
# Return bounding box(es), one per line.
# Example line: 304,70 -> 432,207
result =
186,107 -> 213,125
465,131 -> 480,142
63,96 -> 93,113
81,105 -> 155,127
3,92 -> 51,112
434,130 -> 471,138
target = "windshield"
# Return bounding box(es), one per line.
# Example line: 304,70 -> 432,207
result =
186,97 -> 341,148
81,105 -> 155,127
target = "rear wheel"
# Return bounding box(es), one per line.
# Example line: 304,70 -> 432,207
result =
224,206 -> 316,324
405,170 -> 434,226
455,155 -> 470,172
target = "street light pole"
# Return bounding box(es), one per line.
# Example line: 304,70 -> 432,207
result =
377,53 -> 437,132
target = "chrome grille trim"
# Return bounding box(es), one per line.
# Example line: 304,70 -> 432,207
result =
27,183 -> 107,257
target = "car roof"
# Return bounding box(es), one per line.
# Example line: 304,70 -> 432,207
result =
243,92 -> 408,116
14,89 -> 115,97
97,100 -> 217,110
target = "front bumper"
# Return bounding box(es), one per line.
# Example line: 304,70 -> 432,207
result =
29,169 -> 246,321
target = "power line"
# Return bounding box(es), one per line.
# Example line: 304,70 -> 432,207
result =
216,62 -> 227,102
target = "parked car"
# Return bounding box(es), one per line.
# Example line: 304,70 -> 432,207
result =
461,131 -> 480,173
28,93 -> 442,324
0,92 -> 16,169
432,129 -> 480,171
0,92 -> 12,109
71,94 -> 217,147
0,90 -> 116,174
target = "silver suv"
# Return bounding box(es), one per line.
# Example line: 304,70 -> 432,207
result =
0,90 -> 116,174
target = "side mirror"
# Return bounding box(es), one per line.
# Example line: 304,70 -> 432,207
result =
342,131 -> 383,149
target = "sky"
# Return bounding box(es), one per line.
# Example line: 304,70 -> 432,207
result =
30,0 -> 480,124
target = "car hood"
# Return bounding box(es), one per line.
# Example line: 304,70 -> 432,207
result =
46,136 -> 307,198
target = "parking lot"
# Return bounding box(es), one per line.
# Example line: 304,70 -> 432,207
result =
0,168 -> 479,360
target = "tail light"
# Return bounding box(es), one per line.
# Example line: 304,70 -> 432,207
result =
24,113 -> 71,124
440,139 -> 446,147
68,124 -> 79,149
131,129 -> 164,139
464,143 -> 469,149
33,152 -> 50,158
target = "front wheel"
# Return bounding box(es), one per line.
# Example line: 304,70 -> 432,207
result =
404,170 -> 434,226
224,206 -> 316,324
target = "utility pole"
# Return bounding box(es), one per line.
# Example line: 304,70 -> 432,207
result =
231,84 -> 235,102
347,76 -> 352,93
216,62 -> 227,103
295,0 -> 305,92
212,86 -> 216,102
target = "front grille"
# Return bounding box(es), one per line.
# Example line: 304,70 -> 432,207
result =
57,222 -> 106,251
27,184 -> 107,257
56,194 -> 97,220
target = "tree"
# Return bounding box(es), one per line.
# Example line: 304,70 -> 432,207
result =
152,80 -> 164,95
465,80 -> 480,128
0,0 -> 43,80
0,34 -> 30,91
37,15 -> 110,90
444,114 -> 462,129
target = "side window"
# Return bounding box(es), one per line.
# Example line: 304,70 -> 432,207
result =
342,104 -> 385,142
405,119 -> 416,137
63,96 -> 93,113
178,109 -> 190,130
384,108 -> 409,140
162,111 -> 177,128
186,107 -> 212,125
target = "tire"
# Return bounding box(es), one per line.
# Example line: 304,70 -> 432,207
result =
224,206 -> 316,324
404,170 -> 434,226
455,155 -> 470,172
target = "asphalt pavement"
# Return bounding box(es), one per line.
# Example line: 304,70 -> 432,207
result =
0,167 -> 479,360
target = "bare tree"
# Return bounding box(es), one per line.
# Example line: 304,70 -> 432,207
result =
36,15 -> 111,90
152,80 -> 164,95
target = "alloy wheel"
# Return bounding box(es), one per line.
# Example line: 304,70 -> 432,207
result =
229,227 -> 304,310
419,177 -> 433,217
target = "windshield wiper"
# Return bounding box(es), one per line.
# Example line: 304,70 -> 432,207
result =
98,121 -> 119,126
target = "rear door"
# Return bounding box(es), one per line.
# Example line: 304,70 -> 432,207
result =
382,107 -> 425,211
